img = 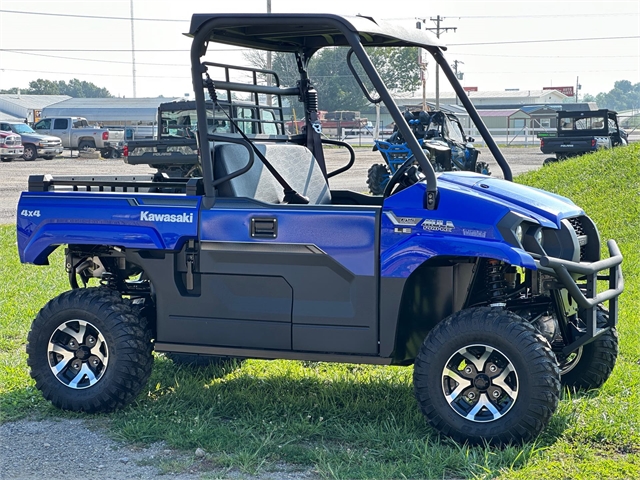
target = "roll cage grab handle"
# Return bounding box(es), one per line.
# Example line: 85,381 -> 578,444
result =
190,17 -> 511,209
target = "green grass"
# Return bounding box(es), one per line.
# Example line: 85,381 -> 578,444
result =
1,144 -> 639,479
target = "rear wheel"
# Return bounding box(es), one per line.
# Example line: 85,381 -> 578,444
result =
22,144 -> 37,161
413,307 -> 561,445
0,157 -> 11,162
26,288 -> 154,413
78,140 -> 95,152
543,157 -> 558,166
43,155 -> 55,160
367,163 -> 391,195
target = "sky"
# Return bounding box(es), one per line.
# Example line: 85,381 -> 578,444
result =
0,0 -> 639,101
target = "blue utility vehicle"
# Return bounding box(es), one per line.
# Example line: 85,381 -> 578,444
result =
17,14 -> 623,445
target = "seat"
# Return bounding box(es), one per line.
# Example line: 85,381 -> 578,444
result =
213,142 -> 331,205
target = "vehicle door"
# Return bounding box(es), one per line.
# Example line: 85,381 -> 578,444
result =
51,118 -> 70,147
194,199 -> 380,355
34,118 -> 53,136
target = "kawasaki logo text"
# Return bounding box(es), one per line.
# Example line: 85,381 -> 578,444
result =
140,211 -> 194,223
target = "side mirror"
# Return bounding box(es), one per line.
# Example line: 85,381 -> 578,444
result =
467,136 -> 475,143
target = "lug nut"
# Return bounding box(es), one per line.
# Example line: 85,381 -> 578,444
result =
91,359 -> 99,366
87,336 -> 96,345
72,361 -> 81,369
489,365 -> 497,373
492,390 -> 500,398
467,392 -> 476,400
69,339 -> 77,348
464,366 -> 473,374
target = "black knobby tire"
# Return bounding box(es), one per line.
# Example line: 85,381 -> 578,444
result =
78,141 -> 95,152
543,157 -> 558,166
26,288 -> 154,413
367,163 -> 391,195
475,161 -> 491,175
559,309 -> 618,391
22,144 -> 37,161
101,148 -> 118,159
413,307 -> 561,445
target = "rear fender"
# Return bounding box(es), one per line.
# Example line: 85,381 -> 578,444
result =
18,223 -> 168,265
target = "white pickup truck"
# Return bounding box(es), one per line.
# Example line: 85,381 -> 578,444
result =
33,117 -> 125,158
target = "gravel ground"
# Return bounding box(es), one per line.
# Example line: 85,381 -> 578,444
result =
0,145 -> 544,479
0,146 -> 545,225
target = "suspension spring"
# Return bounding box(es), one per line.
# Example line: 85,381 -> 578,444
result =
306,86 -> 319,113
486,259 -> 507,306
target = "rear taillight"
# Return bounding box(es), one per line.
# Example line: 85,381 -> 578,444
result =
540,139 -> 544,148
123,145 -> 128,157
591,139 -> 597,148
102,131 -> 109,141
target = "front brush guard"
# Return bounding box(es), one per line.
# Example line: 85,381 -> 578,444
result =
537,240 -> 623,355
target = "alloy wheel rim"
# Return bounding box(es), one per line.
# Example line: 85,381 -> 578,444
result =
558,346 -> 583,375
48,320 -> 109,389
442,344 -> 518,423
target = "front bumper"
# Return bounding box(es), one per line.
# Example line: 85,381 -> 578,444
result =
537,239 -> 624,354
37,146 -> 63,156
0,146 -> 24,158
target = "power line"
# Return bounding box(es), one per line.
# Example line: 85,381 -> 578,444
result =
450,36 -> 640,46
2,48 -> 637,68
0,9 -> 189,22
389,12 -> 639,20
0,68 -> 191,79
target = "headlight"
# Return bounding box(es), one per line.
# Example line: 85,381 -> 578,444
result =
515,225 -> 524,244
534,228 -> 544,246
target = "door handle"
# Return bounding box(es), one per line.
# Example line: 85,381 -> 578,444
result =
250,217 -> 277,238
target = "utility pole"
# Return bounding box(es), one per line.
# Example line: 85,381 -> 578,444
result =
417,16 -> 456,110
575,76 -> 581,103
130,0 -> 137,98
451,60 -> 464,105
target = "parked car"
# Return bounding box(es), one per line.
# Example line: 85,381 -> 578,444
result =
33,117 -> 125,159
0,131 -> 24,162
0,122 -> 63,161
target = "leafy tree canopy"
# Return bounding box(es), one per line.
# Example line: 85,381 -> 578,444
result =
0,78 -> 112,98
245,47 -> 421,113
583,80 -> 640,111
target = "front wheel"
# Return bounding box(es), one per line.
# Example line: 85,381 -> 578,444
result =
22,144 -> 37,161
558,309 -> 618,391
26,288 -> 154,413
366,163 -> 391,195
413,307 -> 561,445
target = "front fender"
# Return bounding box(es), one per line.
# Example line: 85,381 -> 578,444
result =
381,234 -> 536,278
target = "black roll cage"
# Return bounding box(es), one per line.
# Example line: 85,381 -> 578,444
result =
188,14 -> 512,209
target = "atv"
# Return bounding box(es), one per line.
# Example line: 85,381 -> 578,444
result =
368,109 -> 490,195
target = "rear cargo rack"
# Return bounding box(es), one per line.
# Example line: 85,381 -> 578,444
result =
28,174 -> 204,196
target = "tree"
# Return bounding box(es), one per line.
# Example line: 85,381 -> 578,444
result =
244,46 -> 421,112
0,79 -> 112,97
585,80 -> 640,111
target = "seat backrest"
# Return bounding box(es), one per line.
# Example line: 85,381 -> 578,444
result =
214,143 -> 331,204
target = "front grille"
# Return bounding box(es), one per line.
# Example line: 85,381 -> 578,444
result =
4,136 -> 21,147
568,217 -> 587,260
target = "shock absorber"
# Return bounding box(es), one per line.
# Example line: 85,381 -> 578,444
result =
486,259 -> 507,307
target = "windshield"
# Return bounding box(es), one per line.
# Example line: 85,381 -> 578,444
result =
12,123 -> 35,134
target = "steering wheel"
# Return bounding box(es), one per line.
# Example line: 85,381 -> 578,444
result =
383,154 -> 425,198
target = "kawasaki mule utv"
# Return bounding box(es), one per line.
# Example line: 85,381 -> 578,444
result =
17,13 -> 623,445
